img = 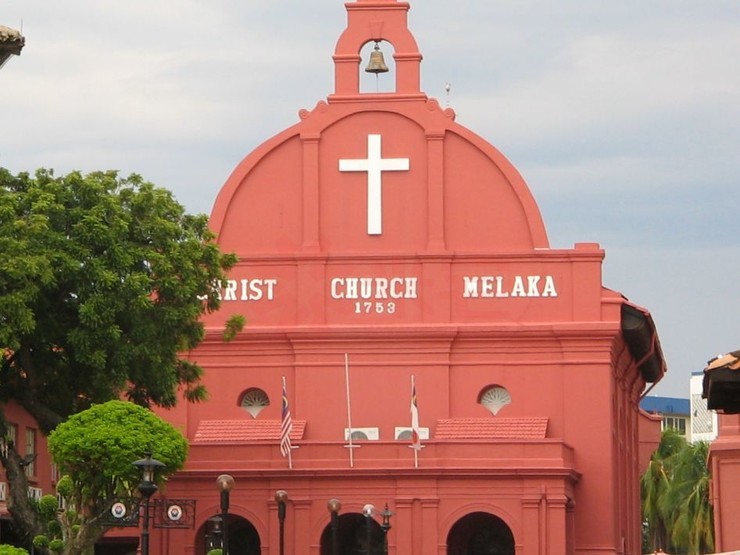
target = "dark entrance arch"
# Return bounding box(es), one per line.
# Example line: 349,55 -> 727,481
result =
319,512 -> 384,555
447,512 -> 515,555
197,514 -> 261,554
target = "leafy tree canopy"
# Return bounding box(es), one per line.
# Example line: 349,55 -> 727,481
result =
49,400 -> 188,493
0,168 -> 237,433
0,546 -> 29,555
44,400 -> 188,554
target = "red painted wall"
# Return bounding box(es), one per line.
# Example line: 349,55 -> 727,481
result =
710,414 -> 740,552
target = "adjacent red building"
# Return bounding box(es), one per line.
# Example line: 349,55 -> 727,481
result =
105,1 -> 667,553
0,401 -> 54,545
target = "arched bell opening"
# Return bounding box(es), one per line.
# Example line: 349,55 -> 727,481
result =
195,514 -> 262,554
331,1 -> 423,96
359,40 -> 396,94
319,512 -> 385,555
446,511 -> 515,555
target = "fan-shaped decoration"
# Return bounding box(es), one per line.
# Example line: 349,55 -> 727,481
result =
240,388 -> 270,418
480,386 -> 511,416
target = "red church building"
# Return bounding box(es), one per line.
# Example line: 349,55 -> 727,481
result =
119,1 -> 667,553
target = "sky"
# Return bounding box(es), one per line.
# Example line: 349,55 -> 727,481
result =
2,1 -> 738,399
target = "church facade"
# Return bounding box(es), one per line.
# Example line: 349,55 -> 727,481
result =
122,1 -> 666,553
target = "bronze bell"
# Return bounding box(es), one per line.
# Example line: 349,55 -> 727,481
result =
365,43 -> 389,74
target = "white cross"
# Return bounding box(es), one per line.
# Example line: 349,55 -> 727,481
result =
339,134 -> 410,235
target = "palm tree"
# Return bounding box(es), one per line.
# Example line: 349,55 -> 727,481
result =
663,440 -> 714,554
641,429 -> 714,554
642,429 -> 685,551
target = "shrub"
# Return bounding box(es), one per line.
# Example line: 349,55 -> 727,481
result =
0,545 -> 30,555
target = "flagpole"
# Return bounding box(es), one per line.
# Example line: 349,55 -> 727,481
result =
345,353 -> 355,468
413,375 -> 418,468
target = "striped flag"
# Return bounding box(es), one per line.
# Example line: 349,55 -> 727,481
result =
410,375 -> 421,451
280,377 -> 293,468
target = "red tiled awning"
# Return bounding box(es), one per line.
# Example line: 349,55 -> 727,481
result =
435,417 -> 548,440
193,419 -> 306,443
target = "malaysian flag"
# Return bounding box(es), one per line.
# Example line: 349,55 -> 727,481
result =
410,375 -> 421,451
280,377 -> 293,468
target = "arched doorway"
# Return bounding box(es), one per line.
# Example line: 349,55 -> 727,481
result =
447,512 -> 515,555
197,514 -> 261,554
319,512 -> 384,555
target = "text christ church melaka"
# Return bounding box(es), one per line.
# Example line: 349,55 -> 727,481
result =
124,1 -> 667,554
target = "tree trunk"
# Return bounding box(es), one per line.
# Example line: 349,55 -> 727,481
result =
14,349 -> 65,435
2,446 -> 45,549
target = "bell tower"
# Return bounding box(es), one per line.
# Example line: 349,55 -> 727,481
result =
331,0 -> 424,98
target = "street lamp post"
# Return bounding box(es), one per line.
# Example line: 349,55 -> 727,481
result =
275,490 -> 288,555
216,474 -> 235,555
327,498 -> 341,555
380,504 -> 392,555
205,515 -> 223,552
132,453 -> 165,555
362,504 -> 375,555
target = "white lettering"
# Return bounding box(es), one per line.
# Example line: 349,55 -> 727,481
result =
404,278 -> 417,299
527,275 -> 541,297
331,278 -> 344,299
333,276 -> 419,301
481,276 -> 494,298
375,278 -> 388,299
346,278 -> 359,299
495,276 -> 509,298
542,276 -> 558,297
511,276 -> 526,297
211,278 -> 279,302
266,280 -> 277,300
462,275 -> 558,299
463,276 -> 479,298
224,280 -> 238,301
249,279 -> 263,301
390,278 -> 404,299
360,277 -> 373,299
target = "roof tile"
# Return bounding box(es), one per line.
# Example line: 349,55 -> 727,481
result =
435,417 -> 548,440
193,419 -> 306,443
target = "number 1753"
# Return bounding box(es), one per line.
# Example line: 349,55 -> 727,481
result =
354,301 -> 396,314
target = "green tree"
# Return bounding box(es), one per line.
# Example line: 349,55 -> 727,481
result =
0,168 -> 238,544
662,440 -> 714,554
0,545 -> 30,555
41,400 -> 188,555
642,428 -> 685,551
641,429 -> 714,554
